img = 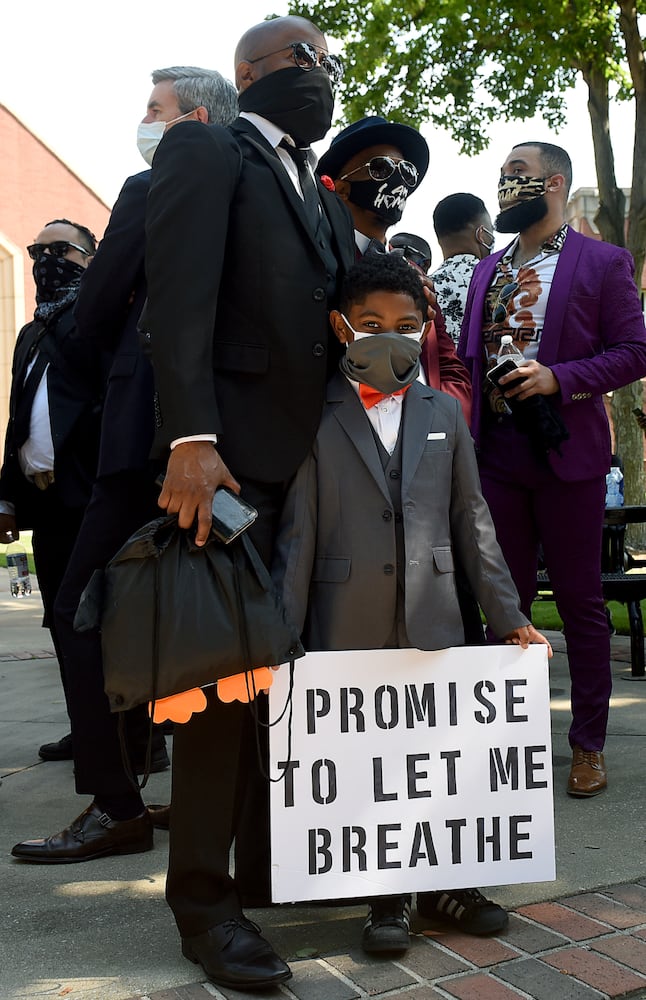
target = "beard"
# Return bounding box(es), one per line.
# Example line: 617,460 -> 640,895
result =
495,195 -> 549,234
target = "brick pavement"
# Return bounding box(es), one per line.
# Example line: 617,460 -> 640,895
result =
126,883 -> 646,1000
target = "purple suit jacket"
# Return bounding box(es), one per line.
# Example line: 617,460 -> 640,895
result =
458,226 -> 646,481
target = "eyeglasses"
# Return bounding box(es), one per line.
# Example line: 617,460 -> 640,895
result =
340,156 -> 419,188
492,280 -> 519,324
475,225 -> 495,251
249,41 -> 344,85
27,241 -> 92,260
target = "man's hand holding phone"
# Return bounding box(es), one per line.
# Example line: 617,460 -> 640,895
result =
158,441 -> 240,546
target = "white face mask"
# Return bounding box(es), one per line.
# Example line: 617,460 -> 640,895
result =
340,314 -> 425,345
136,110 -> 195,165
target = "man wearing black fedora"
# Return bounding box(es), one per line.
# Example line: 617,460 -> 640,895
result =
317,116 -> 509,948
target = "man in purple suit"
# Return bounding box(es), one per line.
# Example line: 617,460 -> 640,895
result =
459,141 -> 646,797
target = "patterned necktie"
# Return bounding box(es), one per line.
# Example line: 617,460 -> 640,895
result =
359,383 -> 411,409
279,139 -> 321,233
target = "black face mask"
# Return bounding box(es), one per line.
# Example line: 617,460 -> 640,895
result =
495,195 -> 549,234
238,66 -> 334,146
32,253 -> 84,304
348,176 -> 409,226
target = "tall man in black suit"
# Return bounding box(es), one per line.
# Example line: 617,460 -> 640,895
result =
11,21 -> 353,990
142,15 -> 355,990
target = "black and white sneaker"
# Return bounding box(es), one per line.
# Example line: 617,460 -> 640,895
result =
416,888 -> 508,936
361,895 -> 411,953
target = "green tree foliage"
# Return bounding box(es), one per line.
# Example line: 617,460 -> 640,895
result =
291,0 -> 646,509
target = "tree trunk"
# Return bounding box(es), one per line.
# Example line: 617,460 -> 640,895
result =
614,0 -> 646,547
582,64 -> 626,246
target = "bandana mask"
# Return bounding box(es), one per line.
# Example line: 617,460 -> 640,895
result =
32,253 -> 84,302
497,174 -> 547,212
339,330 -> 421,393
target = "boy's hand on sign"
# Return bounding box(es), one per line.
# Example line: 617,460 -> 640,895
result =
503,624 -> 553,658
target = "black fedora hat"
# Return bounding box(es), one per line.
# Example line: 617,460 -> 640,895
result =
317,116 -> 429,184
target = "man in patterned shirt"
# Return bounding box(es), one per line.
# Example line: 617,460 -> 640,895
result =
431,193 -> 494,343
459,141 -> 646,798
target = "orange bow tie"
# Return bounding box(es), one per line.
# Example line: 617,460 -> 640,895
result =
359,383 -> 410,409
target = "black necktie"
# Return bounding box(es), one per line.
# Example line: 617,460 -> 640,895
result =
13,347 -> 49,448
280,139 -> 321,234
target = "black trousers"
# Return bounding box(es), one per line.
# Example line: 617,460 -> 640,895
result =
22,482 -> 87,716
53,470 -> 161,794
165,478 -> 285,937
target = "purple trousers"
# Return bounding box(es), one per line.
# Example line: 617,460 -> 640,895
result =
478,419 -> 610,751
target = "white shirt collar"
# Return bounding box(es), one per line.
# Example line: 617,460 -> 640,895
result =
238,111 -> 318,167
354,230 -> 372,255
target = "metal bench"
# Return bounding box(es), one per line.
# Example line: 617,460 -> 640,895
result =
536,505 -> 646,678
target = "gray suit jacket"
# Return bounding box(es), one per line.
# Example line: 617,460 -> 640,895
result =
273,371 -> 528,651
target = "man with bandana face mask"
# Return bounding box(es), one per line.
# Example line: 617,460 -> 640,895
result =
459,141 -> 646,800
125,15 -> 355,990
0,219 -> 98,734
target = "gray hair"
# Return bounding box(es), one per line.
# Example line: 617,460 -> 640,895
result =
151,66 -> 238,126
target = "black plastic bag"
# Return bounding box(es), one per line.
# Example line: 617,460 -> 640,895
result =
75,515 -> 304,713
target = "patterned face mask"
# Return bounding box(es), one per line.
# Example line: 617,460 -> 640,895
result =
497,174 -> 547,212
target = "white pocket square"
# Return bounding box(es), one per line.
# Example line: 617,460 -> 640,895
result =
427,432 -> 447,440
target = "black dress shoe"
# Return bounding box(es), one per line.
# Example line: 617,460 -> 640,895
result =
11,804 -> 153,863
38,733 -> 73,761
147,803 -> 170,830
181,917 -> 291,989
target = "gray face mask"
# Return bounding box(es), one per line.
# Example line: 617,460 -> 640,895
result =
339,331 -> 422,393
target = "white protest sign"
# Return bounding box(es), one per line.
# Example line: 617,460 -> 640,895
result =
269,645 -> 555,903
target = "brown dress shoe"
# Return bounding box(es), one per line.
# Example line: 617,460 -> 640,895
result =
11,804 -> 153,863
147,803 -> 170,830
567,746 -> 607,797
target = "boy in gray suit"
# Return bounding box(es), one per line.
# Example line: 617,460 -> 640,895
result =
274,253 -> 551,954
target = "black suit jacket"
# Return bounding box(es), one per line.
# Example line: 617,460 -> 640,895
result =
0,303 -> 103,525
144,118 -> 356,482
74,169 -> 154,477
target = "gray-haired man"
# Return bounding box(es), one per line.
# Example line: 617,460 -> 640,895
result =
12,67 -> 237,854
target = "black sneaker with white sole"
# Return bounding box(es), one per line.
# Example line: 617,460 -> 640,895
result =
416,888 -> 508,935
361,895 -> 411,953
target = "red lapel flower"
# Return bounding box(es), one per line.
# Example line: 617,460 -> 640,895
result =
320,174 -> 336,192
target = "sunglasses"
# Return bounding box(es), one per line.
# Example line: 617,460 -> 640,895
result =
27,241 -> 92,260
340,155 -> 419,188
475,225 -> 495,251
249,41 -> 344,85
492,280 -> 519,324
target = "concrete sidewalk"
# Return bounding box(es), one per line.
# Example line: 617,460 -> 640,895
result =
2,579 -> 646,999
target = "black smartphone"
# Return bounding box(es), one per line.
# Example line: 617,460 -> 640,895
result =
486,357 -> 526,390
211,487 -> 258,544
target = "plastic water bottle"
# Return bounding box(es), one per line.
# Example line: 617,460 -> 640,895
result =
498,334 -> 524,363
605,467 -> 624,508
6,534 -> 32,598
